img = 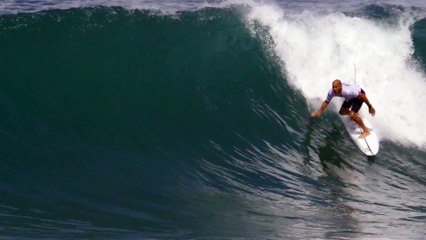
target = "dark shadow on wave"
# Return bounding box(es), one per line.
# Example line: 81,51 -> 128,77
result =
346,3 -> 424,27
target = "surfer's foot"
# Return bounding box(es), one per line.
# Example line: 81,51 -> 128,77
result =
358,131 -> 370,139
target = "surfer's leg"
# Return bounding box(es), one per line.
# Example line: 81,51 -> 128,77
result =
351,97 -> 364,114
350,96 -> 369,138
339,101 -> 351,115
339,107 -> 350,115
349,111 -> 370,139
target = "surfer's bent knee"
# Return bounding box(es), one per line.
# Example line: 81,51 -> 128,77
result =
339,108 -> 350,115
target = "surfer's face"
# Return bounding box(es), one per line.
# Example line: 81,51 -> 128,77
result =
332,81 -> 342,94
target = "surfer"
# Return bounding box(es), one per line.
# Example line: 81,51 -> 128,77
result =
310,79 -> 376,139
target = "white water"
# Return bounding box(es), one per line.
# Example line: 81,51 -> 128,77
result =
246,3 -> 426,148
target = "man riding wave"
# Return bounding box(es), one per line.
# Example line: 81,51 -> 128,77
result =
311,79 -> 376,139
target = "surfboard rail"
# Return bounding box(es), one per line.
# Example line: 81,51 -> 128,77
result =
341,116 -> 379,156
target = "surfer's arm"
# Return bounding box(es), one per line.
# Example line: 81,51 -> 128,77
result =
311,101 -> 329,117
358,93 -> 376,116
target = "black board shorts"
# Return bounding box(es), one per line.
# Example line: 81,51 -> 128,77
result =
341,89 -> 365,113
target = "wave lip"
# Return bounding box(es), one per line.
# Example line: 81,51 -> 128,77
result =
0,0 -> 230,15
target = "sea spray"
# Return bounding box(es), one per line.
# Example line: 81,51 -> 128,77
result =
247,3 -> 426,148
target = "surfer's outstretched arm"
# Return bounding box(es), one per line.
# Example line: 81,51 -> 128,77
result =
358,93 -> 375,116
311,101 -> 329,117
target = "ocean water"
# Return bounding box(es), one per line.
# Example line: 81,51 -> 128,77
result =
0,0 -> 425,239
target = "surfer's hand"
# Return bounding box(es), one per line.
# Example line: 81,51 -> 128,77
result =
310,111 -> 321,117
369,106 -> 376,116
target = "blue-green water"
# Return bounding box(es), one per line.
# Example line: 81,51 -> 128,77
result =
1,1 -> 426,239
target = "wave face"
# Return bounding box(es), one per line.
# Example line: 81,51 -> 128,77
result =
0,2 -> 425,239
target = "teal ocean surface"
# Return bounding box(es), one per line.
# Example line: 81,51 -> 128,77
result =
0,1 -> 426,239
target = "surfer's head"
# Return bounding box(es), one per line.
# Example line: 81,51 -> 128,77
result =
332,79 -> 342,94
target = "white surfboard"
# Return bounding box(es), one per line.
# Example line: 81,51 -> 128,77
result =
341,116 -> 379,156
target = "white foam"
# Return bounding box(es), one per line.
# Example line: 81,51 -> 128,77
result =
246,3 -> 426,148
